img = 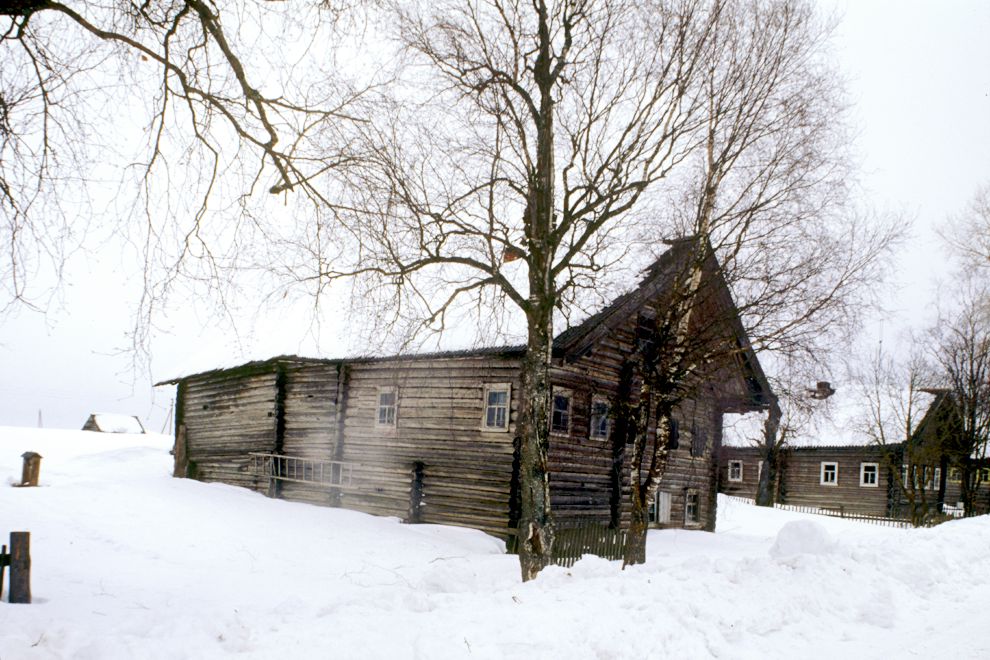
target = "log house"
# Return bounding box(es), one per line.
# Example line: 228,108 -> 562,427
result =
158,241 -> 772,539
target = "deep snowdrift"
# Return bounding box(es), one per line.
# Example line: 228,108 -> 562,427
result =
1,427 -> 988,659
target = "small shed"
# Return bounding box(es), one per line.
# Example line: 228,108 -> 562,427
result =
82,413 -> 146,434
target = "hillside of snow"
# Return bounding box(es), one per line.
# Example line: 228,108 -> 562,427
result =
2,427 -> 989,659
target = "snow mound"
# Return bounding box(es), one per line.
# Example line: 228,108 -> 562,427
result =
769,520 -> 835,558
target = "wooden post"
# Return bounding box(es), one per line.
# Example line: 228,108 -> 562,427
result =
9,532 -> 30,604
20,452 -> 42,487
172,424 -> 188,478
0,543 -> 7,600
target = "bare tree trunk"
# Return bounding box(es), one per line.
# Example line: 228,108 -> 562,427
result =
961,461 -> 976,516
756,396 -> 782,506
624,495 -> 649,567
516,308 -> 555,581
515,0 -> 558,581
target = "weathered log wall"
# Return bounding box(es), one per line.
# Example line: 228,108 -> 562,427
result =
279,363 -> 342,505
718,446 -> 763,499
551,308 -> 743,531
336,356 -> 521,537
180,367 -> 279,493
777,446 -> 894,516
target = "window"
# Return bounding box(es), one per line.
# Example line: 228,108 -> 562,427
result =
820,462 -> 838,486
860,462 -> 879,488
551,390 -> 571,434
589,398 -> 610,439
685,489 -> 700,524
649,491 -> 671,524
981,468 -> 990,482
933,467 -> 941,490
482,384 -> 511,431
949,467 -> 962,484
690,422 -> 706,457
728,460 -> 743,482
376,387 -> 397,427
667,418 -> 680,450
902,464 -> 910,488
636,312 -> 656,355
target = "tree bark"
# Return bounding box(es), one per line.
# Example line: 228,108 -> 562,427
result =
756,396 -> 782,507
516,310 -> 555,581
961,460 -> 976,516
623,496 -> 649,567
515,0 -> 559,582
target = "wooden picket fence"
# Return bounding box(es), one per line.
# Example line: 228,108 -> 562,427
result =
723,495 -> 976,529
506,523 -> 627,567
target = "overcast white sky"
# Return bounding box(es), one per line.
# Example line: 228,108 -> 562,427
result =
1,0 -> 988,432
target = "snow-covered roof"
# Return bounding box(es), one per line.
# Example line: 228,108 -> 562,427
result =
84,413 -> 146,434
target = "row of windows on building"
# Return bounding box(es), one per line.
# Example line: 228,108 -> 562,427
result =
728,459 -> 990,489
375,383 -> 600,434
374,384 -> 704,453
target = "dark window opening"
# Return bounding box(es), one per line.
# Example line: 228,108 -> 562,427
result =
551,392 -> 571,434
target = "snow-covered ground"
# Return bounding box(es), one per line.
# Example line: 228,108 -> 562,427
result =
1,427 -> 988,659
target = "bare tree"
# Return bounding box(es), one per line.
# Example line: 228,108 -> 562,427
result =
611,0 -> 897,564
929,277 -> 990,515
0,0 -> 360,321
260,0 -> 894,576
941,183 -> 990,276
278,0 -> 721,580
855,343 -> 941,526
753,363 -> 835,507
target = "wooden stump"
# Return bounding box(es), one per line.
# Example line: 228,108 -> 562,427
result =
20,452 -> 42,487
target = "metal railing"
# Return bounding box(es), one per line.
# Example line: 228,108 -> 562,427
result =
249,453 -> 355,490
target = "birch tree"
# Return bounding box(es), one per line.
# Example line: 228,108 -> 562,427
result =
263,0 -> 892,577
613,0 -> 895,564
0,0 -> 359,320
296,0 -> 718,581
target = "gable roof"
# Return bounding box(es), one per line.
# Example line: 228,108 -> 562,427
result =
158,237 -> 772,406
553,237 -> 770,408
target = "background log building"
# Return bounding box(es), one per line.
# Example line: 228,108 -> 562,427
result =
719,392 -> 990,518
159,242 -> 772,540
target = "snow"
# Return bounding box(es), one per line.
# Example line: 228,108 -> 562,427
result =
2,428 -> 989,659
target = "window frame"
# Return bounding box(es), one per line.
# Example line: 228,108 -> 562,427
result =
860,462 -> 879,488
684,488 -> 700,525
948,467 -> 962,484
589,396 -> 610,440
550,388 -> 573,435
728,460 -> 743,483
689,421 -> 706,457
820,461 -> 838,486
649,490 -> 672,525
481,383 -> 512,432
376,386 -> 398,428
